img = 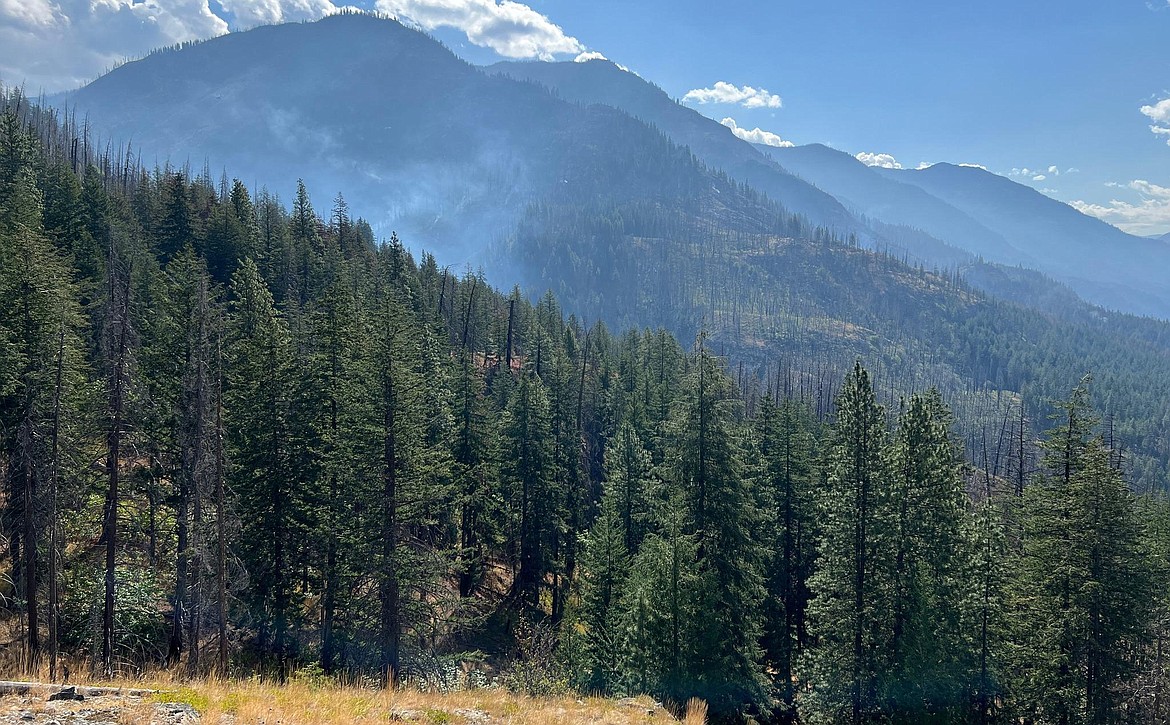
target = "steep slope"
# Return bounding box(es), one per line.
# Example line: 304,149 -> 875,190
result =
489,59 -> 859,233
58,14 -> 717,263
879,163 -> 1170,316
768,144 -> 1033,266
485,61 -> 1170,318
48,14 -> 1170,489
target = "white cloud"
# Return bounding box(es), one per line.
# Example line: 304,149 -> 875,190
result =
0,0 -> 580,90
1,0 -> 231,91
1071,179 -> 1170,235
375,0 -> 583,60
219,0 -> 344,27
1141,97 -> 1170,145
684,81 -> 782,109
916,161 -> 933,170
720,117 -> 793,148
1010,164 -> 1076,180
0,0 -> 61,28
1141,98 -> 1170,124
856,151 -> 901,169
958,162 -> 988,171
574,50 -> 606,62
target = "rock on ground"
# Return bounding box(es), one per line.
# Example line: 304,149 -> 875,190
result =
0,693 -> 198,724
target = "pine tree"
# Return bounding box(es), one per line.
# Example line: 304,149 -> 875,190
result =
578,481 -> 631,693
0,111 -> 88,670
802,362 -> 893,724
1007,379 -> 1153,723
967,495 -> 1007,724
452,348 -> 495,597
754,396 -> 816,719
884,389 -> 970,719
618,496 -> 700,701
499,368 -> 556,608
604,421 -> 654,556
225,258 -> 299,678
669,336 -> 764,716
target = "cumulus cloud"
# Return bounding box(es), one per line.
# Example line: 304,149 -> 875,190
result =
0,0 -> 235,91
1010,165 -> 1077,180
219,0 -> 345,27
1142,97 -> 1170,145
0,0 -> 583,90
720,117 -> 792,148
574,50 -> 606,62
684,81 -> 782,109
1142,98 -> 1170,124
0,0 -> 60,28
958,162 -> 988,171
1071,179 -> 1170,235
375,0 -> 583,59
856,151 -> 901,169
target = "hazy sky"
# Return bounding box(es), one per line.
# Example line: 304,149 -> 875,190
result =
2,0 -> 1168,234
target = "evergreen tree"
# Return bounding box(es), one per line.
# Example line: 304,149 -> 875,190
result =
618,496 -> 700,702
578,481 -> 631,693
884,389 -> 970,719
225,258 -> 300,678
499,368 -> 556,608
754,396 -> 816,719
0,111 -> 88,669
669,337 -> 764,716
802,362 -> 893,724
604,421 -> 654,556
1007,379 -> 1153,723
452,349 -> 494,597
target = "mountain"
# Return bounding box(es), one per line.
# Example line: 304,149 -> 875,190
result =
768,145 -> 1170,316
49,13 -> 1170,489
489,58 -> 858,233
486,61 -> 1170,318
767,144 -> 1032,265
58,13 -> 726,263
877,163 -> 1170,316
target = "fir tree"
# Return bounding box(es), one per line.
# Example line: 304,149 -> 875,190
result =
1008,378 -> 1153,723
669,337 -> 764,717
802,362 -> 893,724
754,396 -> 816,719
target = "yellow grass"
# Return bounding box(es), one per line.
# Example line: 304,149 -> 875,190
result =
0,663 -> 692,725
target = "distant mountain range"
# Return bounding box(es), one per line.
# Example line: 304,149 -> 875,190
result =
55,12 -> 1170,318
492,59 -> 1170,317
40,12 -> 1170,490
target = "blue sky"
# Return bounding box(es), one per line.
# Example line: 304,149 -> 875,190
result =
2,0 -> 1168,233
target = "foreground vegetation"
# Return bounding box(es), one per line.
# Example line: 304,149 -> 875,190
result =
0,670 -> 697,724
2,93 -> 1170,724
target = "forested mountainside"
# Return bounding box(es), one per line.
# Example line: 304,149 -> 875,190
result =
501,176 -> 1170,493
489,58 -> 857,233
61,12 -> 1168,322
5,88 -> 1170,723
53,12 -> 793,264
486,56 -> 1170,318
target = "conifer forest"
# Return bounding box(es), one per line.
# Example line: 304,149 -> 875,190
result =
3,85 -> 1170,725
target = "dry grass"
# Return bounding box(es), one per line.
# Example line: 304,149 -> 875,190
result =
0,664 -> 690,724
144,680 -> 681,724
682,697 -> 708,725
